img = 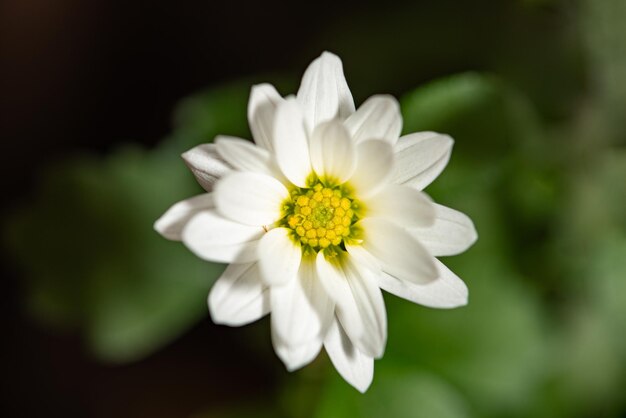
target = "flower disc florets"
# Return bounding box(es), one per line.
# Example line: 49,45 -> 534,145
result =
281,180 -> 362,252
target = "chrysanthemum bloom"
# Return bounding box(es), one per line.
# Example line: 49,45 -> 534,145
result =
155,52 -> 477,392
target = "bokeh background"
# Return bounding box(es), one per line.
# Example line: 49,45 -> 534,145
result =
2,0 -> 625,417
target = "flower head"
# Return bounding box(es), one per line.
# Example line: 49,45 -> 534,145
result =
155,52 -> 477,392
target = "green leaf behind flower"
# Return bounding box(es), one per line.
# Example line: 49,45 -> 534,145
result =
3,82 -> 256,363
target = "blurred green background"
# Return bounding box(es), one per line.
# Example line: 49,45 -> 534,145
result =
2,0 -> 625,417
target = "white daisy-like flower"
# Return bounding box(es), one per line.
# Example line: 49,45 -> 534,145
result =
155,52 -> 477,392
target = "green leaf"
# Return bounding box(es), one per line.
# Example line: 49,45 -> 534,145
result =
401,72 -> 541,163
3,81 -> 258,363
582,0 -> 626,144
539,151 -> 626,415
315,367 -> 470,418
4,147 -> 222,363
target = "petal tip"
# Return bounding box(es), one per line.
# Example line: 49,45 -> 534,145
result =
452,288 -> 469,308
320,50 -> 342,62
469,231 -> 478,249
463,216 -> 479,251
207,295 -> 230,325
250,82 -> 273,92
355,379 -> 372,393
153,216 -> 171,239
181,143 -> 211,163
437,133 -> 455,154
374,93 -> 400,108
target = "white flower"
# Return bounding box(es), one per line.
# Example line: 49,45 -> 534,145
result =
155,52 -> 477,392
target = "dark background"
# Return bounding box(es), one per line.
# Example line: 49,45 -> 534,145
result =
3,1 -> 624,417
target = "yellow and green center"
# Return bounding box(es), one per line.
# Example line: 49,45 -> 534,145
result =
281,181 -> 363,253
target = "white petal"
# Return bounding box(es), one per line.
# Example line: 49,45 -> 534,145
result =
297,51 -> 355,131
349,140 -> 394,197
154,194 -> 214,241
309,120 -> 356,183
358,218 -> 438,284
215,135 -> 274,175
273,98 -> 312,187
183,211 -> 262,245
182,144 -> 232,191
272,329 -> 322,372
316,252 -> 386,358
190,241 -> 260,264
344,95 -> 402,145
324,318 -> 374,393
315,253 -> 358,344
377,258 -> 468,308
248,83 -> 284,151
410,203 -> 477,256
258,228 -> 302,286
271,256 -> 334,346
208,263 -> 270,326
391,132 -> 454,190
345,244 -> 382,273
214,172 -> 288,226
181,210 -> 263,263
364,185 -> 435,228
341,257 -> 387,358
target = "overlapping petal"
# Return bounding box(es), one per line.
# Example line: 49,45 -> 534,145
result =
214,172 -> 288,226
358,218 -> 438,284
182,144 -> 232,191
181,210 -> 263,263
297,51 -> 355,131
273,98 -> 312,187
154,194 -> 214,240
316,252 -> 387,358
410,203 -> 477,256
270,256 -> 334,346
376,258 -> 468,309
258,227 -> 302,286
310,120 -> 356,183
272,330 -> 322,372
391,132 -> 453,190
350,140 -> 394,197
344,95 -> 402,145
364,184 -> 435,228
208,262 -> 270,326
215,135 -> 275,176
324,318 -> 374,393
248,83 -> 284,151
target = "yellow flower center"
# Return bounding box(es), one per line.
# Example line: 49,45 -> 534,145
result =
282,181 -> 362,252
